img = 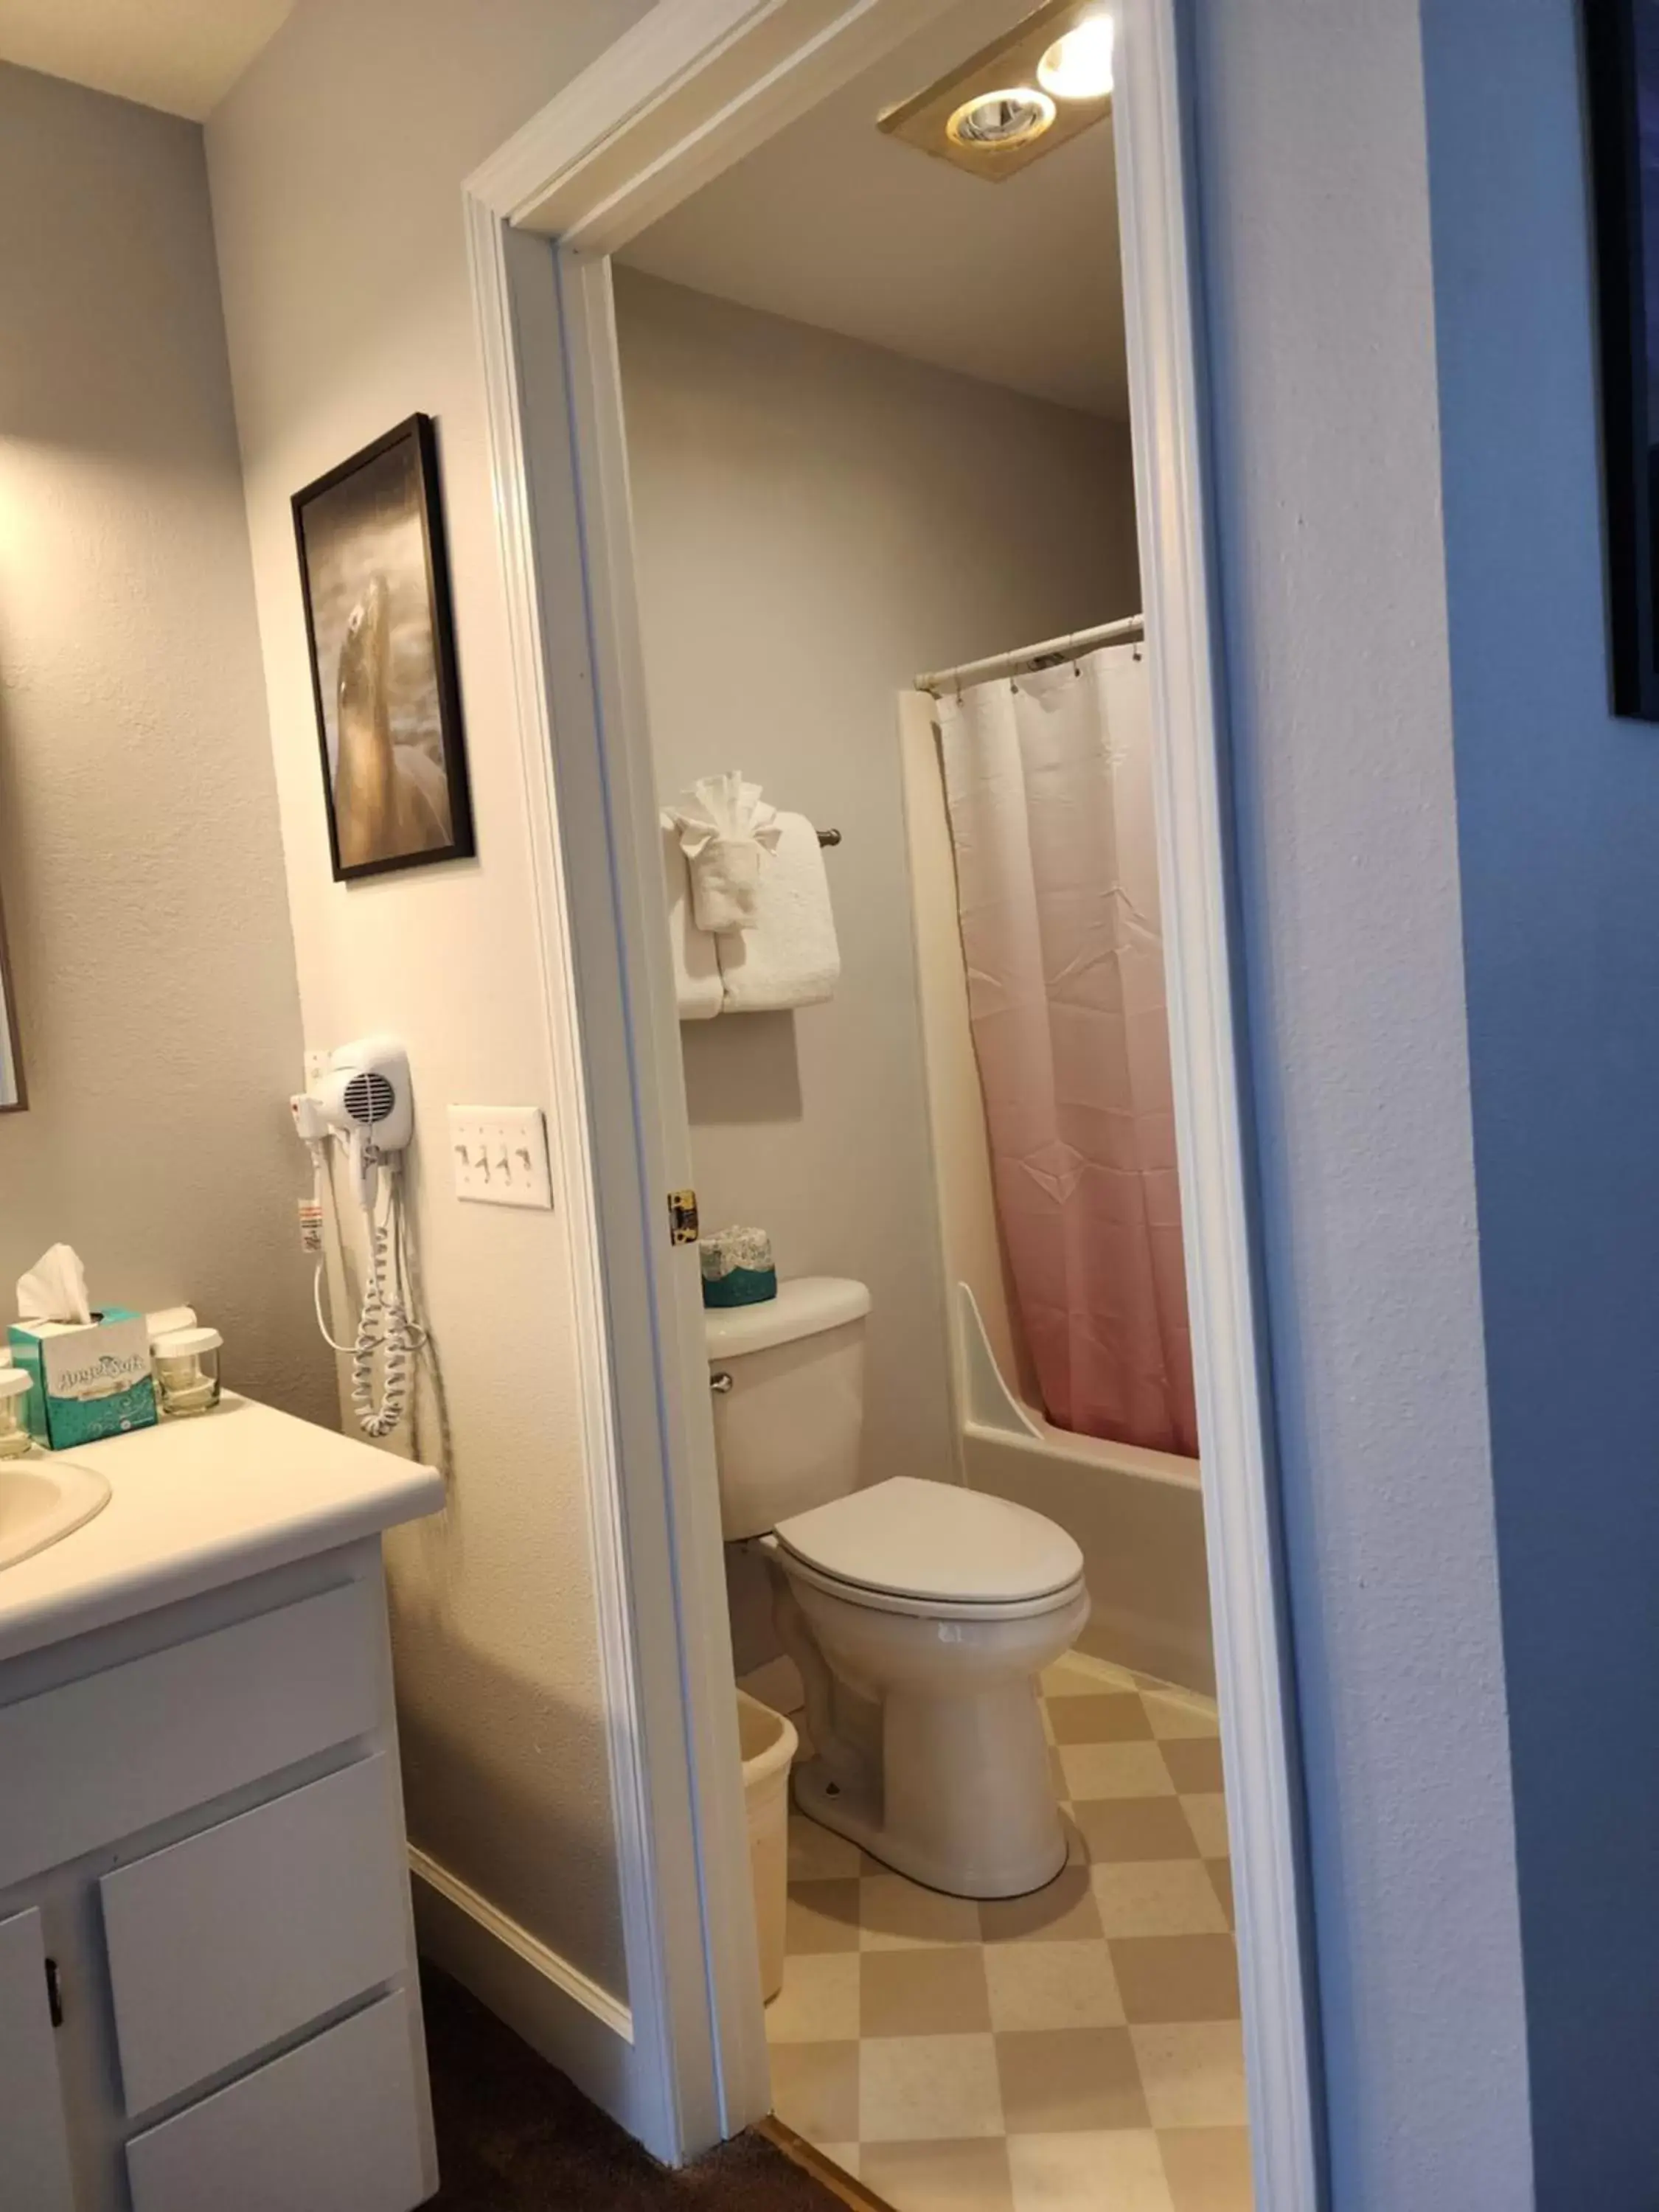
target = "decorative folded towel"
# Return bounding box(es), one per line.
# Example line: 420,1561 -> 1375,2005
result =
700,1225 -> 777,1308
664,772 -> 782,935
716,810 -> 840,1012
661,820 -> 723,1020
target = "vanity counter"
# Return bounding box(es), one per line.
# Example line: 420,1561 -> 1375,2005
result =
0,1392 -> 443,1666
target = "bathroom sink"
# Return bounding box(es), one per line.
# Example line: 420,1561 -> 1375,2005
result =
0,1456 -> 112,1571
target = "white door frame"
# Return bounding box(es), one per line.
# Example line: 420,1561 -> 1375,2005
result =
462,0 -> 1322,2197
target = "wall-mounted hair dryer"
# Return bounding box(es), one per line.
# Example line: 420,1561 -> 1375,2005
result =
311,1036 -> 414,1210
291,1034 -> 420,1441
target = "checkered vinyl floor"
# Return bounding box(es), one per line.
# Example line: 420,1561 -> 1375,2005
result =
765,1651 -> 1250,2212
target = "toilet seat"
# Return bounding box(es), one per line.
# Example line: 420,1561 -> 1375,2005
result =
772,1475 -> 1085,1620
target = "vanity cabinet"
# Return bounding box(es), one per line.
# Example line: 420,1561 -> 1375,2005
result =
0,1535 -> 437,2212
0,1905 -> 75,2211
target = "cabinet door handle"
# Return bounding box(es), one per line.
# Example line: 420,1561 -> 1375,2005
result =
44,1954 -> 63,2027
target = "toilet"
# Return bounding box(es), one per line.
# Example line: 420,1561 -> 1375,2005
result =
707,1276 -> 1089,1899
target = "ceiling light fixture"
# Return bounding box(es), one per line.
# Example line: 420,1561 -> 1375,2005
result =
1037,14 -> 1116,101
945,86 -> 1057,151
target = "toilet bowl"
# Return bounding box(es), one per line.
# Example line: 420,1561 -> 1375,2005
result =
707,1279 -> 1090,1899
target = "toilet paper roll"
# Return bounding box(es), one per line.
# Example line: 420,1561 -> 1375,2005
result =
700,1226 -> 777,1308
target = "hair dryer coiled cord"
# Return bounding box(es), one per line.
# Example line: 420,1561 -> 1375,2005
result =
351,1170 -> 418,1439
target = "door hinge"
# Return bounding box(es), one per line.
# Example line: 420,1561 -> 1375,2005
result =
667,1189 -> 700,1245
44,1956 -> 63,2028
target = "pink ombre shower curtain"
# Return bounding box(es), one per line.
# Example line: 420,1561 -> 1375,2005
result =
936,645 -> 1197,1455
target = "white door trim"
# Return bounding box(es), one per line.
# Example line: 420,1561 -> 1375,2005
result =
462,1 -> 1323,2197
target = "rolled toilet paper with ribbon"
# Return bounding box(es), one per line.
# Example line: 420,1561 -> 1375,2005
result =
700,1226 -> 777,1308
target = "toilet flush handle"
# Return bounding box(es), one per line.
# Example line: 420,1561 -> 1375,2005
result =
709,1370 -> 734,1394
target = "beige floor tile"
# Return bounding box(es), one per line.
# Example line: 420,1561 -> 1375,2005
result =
984,1938 -> 1124,2031
1111,1935 -> 1241,2024
1062,1741 -> 1176,1803
1208,1860 -> 1234,1929
1131,2023 -> 1250,2129
769,2039 -> 861,2143
1142,1691 -> 1221,1742
859,2136 -> 1015,2212
787,1879 -> 863,1953
1180,1792 -> 1231,1861
858,2032 -> 1004,2142
789,1812 -> 866,1882
1160,1739 -> 1225,1795
1057,1650 -> 1143,1692
816,2141 -> 860,2182
1007,2128 -> 1175,2211
1074,1796 -> 1203,1865
1043,1658 -> 1117,1698
766,1951 -> 863,2045
1158,2125 -> 1254,2211
1048,1694 -> 1155,1745
859,1872 -> 982,1950
861,1944 -> 990,2037
1091,1861 -> 1230,1938
996,2026 -> 1150,2133
978,1861 -> 1103,1946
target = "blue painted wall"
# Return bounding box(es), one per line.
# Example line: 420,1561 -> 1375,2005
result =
1421,2 -> 1659,2201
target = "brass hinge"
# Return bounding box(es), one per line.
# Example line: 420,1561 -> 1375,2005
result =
667,1189 -> 700,1245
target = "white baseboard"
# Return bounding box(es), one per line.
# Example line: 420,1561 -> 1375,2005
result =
408,1846 -> 646,2143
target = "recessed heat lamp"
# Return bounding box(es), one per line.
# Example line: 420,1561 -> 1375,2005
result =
1038,15 -> 1116,101
946,86 -> 1057,151
879,0 -> 1115,183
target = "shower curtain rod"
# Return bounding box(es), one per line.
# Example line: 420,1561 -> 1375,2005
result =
914,613 -> 1146,697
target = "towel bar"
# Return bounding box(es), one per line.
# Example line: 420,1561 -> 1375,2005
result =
816,827 -> 842,847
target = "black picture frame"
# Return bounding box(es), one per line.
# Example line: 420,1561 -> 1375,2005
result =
292,414 -> 476,880
1586,0 -> 1659,720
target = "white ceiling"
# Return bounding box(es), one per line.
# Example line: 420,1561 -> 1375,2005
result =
621,0 -> 1127,420
0,0 -> 291,120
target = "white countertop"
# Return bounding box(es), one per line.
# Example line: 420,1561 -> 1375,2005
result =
0,1394 -> 444,1666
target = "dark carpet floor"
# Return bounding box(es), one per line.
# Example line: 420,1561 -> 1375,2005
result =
422,1966 -> 849,2211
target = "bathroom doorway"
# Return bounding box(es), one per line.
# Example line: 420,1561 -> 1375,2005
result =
462,2 -> 1316,2207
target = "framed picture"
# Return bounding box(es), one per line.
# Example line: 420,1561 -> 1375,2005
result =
1586,0 -> 1659,720
0,874 -> 24,1113
292,414 -> 475,878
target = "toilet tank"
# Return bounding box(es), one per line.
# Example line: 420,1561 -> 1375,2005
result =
705,1278 -> 871,1540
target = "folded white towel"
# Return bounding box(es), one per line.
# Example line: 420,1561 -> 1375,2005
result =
665,772 -> 782,934
717,812 -> 840,1012
661,819 -> 722,1020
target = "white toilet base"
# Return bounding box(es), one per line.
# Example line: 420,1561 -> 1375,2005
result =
776,1571 -> 1091,1900
793,1742 -> 1070,1900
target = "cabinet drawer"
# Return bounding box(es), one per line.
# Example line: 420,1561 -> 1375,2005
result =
0,1579 -> 380,1889
125,1989 -> 429,2212
102,1753 -> 409,2115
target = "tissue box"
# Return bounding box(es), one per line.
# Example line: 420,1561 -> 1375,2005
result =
8,1309 -> 158,1449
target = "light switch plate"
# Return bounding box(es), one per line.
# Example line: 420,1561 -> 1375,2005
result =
448,1106 -> 554,1210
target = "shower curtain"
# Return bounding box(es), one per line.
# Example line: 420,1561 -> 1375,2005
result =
936,645 -> 1197,1456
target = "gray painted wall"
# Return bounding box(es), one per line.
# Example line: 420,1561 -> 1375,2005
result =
0,63 -> 330,1426
206,0 -> 653,2006
1422,4 -> 1659,2199
1189,4 -> 1534,2203
616,269 -> 1140,1502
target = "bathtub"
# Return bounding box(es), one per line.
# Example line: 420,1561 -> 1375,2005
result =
900,688 -> 1216,1698
954,1286 -> 1214,1696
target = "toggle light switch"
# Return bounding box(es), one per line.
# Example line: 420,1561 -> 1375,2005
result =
447,1106 -> 554,1210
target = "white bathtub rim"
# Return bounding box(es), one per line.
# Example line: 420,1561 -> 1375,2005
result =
957,1280 -> 1202,1495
